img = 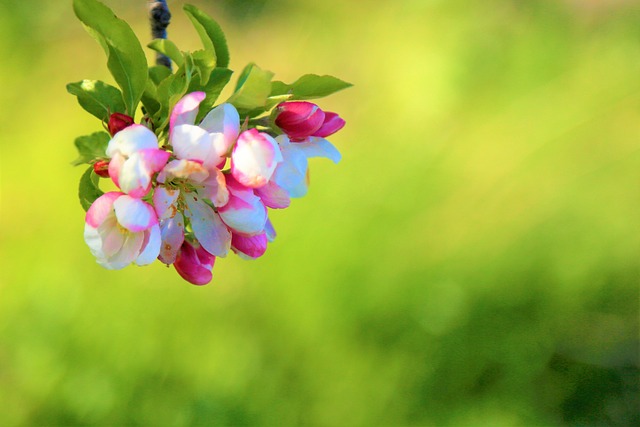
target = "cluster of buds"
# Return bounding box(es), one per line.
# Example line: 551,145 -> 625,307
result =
84,93 -> 344,285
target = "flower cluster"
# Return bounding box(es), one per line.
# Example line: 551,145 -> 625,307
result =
84,96 -> 344,284
69,0 -> 350,285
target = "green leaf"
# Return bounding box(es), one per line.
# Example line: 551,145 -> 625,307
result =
183,4 -> 229,68
79,166 -> 104,211
149,65 -> 173,86
192,50 -> 217,86
73,0 -> 148,115
227,63 -> 274,113
72,132 -> 111,166
147,39 -> 184,67
141,67 -> 170,120
66,80 -> 126,121
193,67 -> 234,122
270,74 -> 353,100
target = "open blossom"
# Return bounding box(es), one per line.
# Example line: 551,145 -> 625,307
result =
106,125 -> 170,198
170,92 -> 240,169
84,192 -> 161,270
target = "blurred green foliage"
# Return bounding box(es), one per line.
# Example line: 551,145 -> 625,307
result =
0,0 -> 638,425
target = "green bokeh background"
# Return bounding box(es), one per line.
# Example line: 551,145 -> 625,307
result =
1,0 -> 639,425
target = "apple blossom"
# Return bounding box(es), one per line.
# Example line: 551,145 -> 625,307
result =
84,192 -> 161,270
106,125 -> 170,198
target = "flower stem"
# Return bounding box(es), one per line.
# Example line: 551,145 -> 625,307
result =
149,0 -> 172,69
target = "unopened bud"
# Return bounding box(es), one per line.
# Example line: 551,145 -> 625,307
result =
275,101 -> 325,140
108,113 -> 135,136
312,112 -> 345,138
93,160 -> 110,178
173,240 -> 216,285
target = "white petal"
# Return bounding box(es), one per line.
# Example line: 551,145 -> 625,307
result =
102,232 -> 144,270
158,213 -> 185,264
135,224 -> 162,265
296,137 -> 341,164
106,125 -> 159,158
218,191 -> 268,236
171,124 -> 219,167
271,144 -> 309,198
113,195 -> 157,232
153,186 -> 180,220
200,103 -> 240,139
184,195 -> 231,257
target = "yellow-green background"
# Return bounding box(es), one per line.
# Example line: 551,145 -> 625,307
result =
1,0 -> 638,425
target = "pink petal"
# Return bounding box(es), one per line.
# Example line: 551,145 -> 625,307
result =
255,180 -> 290,209
170,91 -> 206,135
275,101 -> 325,140
199,167 -> 229,208
231,129 -> 283,188
113,195 -> 158,232
85,192 -> 122,228
108,153 -> 125,189
312,112 -> 345,138
116,149 -> 170,198
231,232 -> 268,259
218,189 -> 268,236
106,124 -> 159,158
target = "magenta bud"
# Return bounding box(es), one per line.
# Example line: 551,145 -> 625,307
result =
108,113 -> 135,136
173,240 -> 216,285
93,160 -> 110,178
231,232 -> 268,259
275,101 -> 325,140
312,112 -> 345,138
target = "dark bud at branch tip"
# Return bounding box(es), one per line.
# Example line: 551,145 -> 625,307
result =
93,160 -> 110,178
108,113 -> 135,136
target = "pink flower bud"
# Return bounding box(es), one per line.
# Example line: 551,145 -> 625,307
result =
93,160 -> 110,178
275,101 -> 325,140
173,240 -> 216,285
108,113 -> 135,136
231,232 -> 268,259
312,112 -> 345,138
